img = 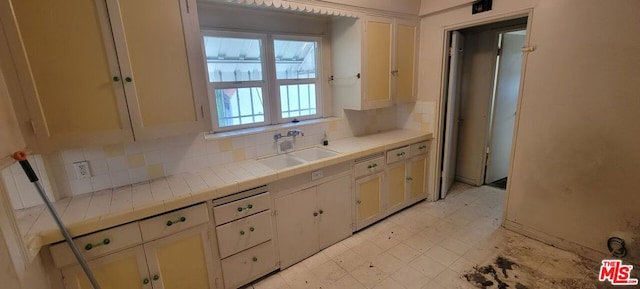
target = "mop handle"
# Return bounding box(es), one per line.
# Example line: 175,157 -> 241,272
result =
12,152 -> 101,289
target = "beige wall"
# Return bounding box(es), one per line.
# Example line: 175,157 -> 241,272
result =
419,0 -> 640,264
0,64 -> 25,163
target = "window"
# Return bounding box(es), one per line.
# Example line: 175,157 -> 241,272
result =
202,31 -> 321,131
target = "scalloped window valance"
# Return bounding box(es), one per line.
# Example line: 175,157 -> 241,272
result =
217,0 -> 359,17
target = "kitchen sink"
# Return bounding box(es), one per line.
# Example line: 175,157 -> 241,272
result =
288,147 -> 339,162
257,147 -> 339,170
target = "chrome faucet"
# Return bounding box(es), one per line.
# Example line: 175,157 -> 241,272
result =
287,129 -> 304,137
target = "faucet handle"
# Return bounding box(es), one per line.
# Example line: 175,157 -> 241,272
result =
273,133 -> 283,141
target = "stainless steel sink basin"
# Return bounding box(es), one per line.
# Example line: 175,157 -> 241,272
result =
257,147 -> 339,170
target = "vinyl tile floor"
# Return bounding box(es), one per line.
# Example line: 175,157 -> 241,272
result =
245,182 -> 614,289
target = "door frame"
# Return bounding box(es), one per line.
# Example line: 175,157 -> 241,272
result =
433,9 -> 533,201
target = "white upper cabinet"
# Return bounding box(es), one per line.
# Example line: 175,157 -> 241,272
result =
331,15 -> 418,111
3,0 -> 209,152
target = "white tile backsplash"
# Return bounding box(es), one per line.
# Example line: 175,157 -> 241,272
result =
1,155 -> 56,210
3,109 -> 421,210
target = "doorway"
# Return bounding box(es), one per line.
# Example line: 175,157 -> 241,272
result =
440,18 -> 527,199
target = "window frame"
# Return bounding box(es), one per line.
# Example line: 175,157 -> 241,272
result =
202,30 -> 323,132
202,30 -> 271,132
271,34 -> 323,124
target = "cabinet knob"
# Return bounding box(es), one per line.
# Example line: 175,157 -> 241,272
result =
125,76 -> 133,82
252,257 -> 258,262
319,209 -> 324,215
406,177 -> 413,181
153,275 -> 160,281
240,230 -> 245,235
249,227 -> 255,232
113,76 -> 120,82
143,278 -> 150,285
313,212 -> 318,217
356,200 -> 362,204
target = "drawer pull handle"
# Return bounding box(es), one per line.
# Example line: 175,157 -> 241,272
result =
166,216 -> 186,227
419,145 -> 427,150
367,163 -> 378,169
252,257 -> 258,262
84,238 -> 110,251
406,177 -> 413,181
240,230 -> 245,235
153,274 -> 160,281
396,152 -> 406,157
249,227 -> 255,232
237,204 -> 254,212
356,200 -> 362,204
143,278 -> 150,285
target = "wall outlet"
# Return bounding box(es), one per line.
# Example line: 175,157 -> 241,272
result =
311,170 -> 323,180
73,161 -> 91,179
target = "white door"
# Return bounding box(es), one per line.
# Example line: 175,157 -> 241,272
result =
440,31 -> 464,199
485,31 -> 526,184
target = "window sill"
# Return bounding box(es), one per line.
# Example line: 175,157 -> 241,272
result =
204,117 -> 341,141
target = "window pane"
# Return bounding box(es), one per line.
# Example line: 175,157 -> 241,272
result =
203,36 -> 263,82
280,84 -> 316,119
274,40 -> 317,80
214,87 -> 265,127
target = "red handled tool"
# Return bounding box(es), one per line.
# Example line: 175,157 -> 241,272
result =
12,151 -> 101,289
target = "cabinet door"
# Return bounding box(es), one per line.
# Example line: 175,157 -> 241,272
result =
107,0 -> 210,140
363,17 -> 393,109
274,187 -> 319,269
409,156 -> 428,201
9,0 -> 132,150
355,172 -> 384,230
395,20 -> 418,102
143,226 -> 216,289
317,175 -> 352,249
61,246 -> 149,289
387,162 -> 407,214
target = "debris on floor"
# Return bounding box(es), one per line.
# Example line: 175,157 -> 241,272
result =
463,255 -> 614,289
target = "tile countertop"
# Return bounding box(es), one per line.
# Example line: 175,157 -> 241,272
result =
15,129 -> 432,257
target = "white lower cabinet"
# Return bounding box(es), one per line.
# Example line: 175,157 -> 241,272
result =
274,175 -> 352,269
54,204 -> 218,289
212,188 -> 277,289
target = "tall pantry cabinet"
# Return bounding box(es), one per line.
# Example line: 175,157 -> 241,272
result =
2,0 -> 209,152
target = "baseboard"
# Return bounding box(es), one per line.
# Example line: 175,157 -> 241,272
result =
503,219 -> 609,263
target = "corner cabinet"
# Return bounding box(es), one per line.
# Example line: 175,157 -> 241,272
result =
331,16 -> 418,111
5,0 -> 209,152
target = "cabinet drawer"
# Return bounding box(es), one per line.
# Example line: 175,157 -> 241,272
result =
49,222 -> 142,268
139,203 -> 209,241
221,240 -> 277,289
387,146 -> 410,164
354,156 -> 386,178
216,210 -> 273,258
410,141 -> 430,157
213,192 -> 270,225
